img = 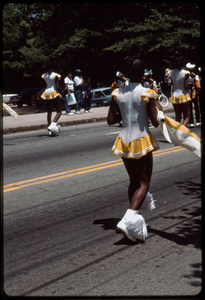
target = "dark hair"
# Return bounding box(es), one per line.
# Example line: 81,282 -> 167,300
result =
172,56 -> 185,69
67,71 -> 72,74
47,61 -> 55,71
120,57 -> 144,77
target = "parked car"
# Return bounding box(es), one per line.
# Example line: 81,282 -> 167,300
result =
82,87 -> 112,107
31,88 -> 45,108
2,90 -> 18,104
31,87 -> 112,112
31,87 -> 66,112
9,88 -> 42,107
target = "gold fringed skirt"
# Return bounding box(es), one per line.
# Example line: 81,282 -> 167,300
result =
41,90 -> 62,100
169,93 -> 191,104
112,133 -> 159,159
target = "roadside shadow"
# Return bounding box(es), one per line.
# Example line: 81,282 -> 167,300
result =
183,263 -> 202,287
93,218 -> 120,231
175,181 -> 201,199
148,205 -> 201,250
113,237 -> 143,246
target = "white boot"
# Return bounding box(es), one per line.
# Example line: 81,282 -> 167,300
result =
116,209 -> 148,241
140,192 -> 156,212
48,122 -> 59,134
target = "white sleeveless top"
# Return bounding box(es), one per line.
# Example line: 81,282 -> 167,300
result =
42,72 -> 61,94
112,83 -> 158,143
171,69 -> 190,98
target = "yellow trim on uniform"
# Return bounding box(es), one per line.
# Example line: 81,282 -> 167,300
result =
42,73 -> 61,79
169,93 -> 191,104
41,91 -> 62,100
141,89 -> 158,102
112,133 -> 159,159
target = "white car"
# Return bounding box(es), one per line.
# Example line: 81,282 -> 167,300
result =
82,87 -> 112,107
3,91 -> 18,104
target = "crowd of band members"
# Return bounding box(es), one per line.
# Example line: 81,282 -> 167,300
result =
111,62 -> 201,128
43,60 -> 201,137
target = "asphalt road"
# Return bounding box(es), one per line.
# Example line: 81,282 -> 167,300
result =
3,119 -> 202,297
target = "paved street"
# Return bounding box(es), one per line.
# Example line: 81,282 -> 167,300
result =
3,119 -> 202,297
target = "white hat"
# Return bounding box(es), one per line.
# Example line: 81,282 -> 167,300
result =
186,63 -> 195,69
144,69 -> 152,76
198,67 -> 201,72
116,71 -> 123,77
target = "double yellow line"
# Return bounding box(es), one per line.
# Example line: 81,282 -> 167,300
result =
3,146 -> 185,193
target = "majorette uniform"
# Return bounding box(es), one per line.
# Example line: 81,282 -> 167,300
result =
111,76 -> 128,90
111,83 -> 159,159
169,69 -> 191,104
142,77 -> 158,93
41,71 -> 62,136
41,72 -> 62,100
111,83 -> 159,241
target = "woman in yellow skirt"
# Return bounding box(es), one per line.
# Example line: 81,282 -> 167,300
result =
41,62 -> 64,136
169,56 -> 191,126
107,57 -> 161,242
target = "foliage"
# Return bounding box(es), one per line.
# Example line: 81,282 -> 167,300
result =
2,2 -> 201,93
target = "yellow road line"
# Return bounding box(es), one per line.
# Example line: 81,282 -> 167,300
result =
3,146 -> 185,193
3,159 -> 121,188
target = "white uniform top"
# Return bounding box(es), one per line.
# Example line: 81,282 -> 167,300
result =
42,72 -> 61,94
171,69 -> 190,98
112,83 -> 158,143
64,77 -> 74,91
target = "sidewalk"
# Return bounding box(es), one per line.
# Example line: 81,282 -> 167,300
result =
3,102 -> 174,135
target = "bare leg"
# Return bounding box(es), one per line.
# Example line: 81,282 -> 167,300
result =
53,97 -> 62,123
122,152 -> 153,210
46,101 -> 53,126
173,104 -> 181,123
181,102 -> 190,126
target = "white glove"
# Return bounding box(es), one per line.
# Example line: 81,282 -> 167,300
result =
157,110 -> 165,122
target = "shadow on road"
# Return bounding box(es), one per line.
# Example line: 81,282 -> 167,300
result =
93,181 -> 201,248
176,180 -> 201,199
148,203 -> 201,250
93,218 -> 120,230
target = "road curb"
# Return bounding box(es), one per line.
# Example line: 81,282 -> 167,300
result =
3,117 -> 108,135
3,105 -> 174,135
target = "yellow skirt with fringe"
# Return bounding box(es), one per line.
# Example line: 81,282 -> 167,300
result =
112,133 -> 159,159
41,90 -> 62,100
169,93 -> 191,104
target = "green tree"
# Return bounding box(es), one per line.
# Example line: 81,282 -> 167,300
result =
2,2 -> 201,92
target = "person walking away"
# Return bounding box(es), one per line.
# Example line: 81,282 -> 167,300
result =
198,67 -> 202,122
74,69 -> 84,114
84,77 -> 92,113
186,63 -> 201,127
111,71 -> 129,91
107,57 -> 162,242
41,62 -> 64,136
111,71 -> 129,127
142,69 -> 158,93
64,71 -> 74,116
169,56 -> 191,127
142,69 -> 158,127
164,64 -> 173,98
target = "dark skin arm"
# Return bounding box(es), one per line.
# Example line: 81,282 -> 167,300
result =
65,83 -> 70,95
107,97 -> 122,125
184,73 -> 190,92
55,76 -> 64,96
